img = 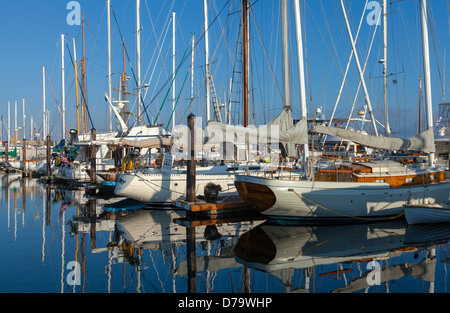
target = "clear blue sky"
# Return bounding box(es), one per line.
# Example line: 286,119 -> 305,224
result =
1,0 -> 449,141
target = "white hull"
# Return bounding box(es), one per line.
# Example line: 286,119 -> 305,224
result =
235,175 -> 450,221
404,203 -> 450,224
115,170 -> 239,204
113,163 -> 281,204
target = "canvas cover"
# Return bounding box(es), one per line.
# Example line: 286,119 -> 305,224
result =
312,124 -> 436,153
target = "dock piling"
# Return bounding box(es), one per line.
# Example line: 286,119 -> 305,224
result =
46,135 -> 51,176
186,113 -> 196,203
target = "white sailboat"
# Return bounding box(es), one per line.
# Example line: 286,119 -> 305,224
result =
234,0 -> 450,222
113,0 -> 291,204
53,1 -> 172,182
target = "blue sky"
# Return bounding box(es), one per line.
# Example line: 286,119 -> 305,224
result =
1,0 -> 450,141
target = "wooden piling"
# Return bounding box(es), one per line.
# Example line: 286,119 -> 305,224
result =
186,225 -> 196,293
90,128 -> 97,185
46,135 -> 51,176
186,113 -> 196,203
22,139 -> 27,177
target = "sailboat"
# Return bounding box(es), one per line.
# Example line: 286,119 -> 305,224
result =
55,1 -> 172,183
113,0 -> 310,205
234,0 -> 450,222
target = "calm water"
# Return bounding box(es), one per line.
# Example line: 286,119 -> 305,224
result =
1,174 -> 450,294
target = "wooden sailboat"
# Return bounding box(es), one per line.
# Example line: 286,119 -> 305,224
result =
234,0 -> 450,222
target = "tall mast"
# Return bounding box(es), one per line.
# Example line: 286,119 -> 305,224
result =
281,0 -> 291,109
242,0 -> 249,127
172,12 -> 176,130
419,76 -> 422,133
420,0 -> 435,166
61,34 -> 66,140
7,101 -> 10,143
81,11 -> 88,133
42,66 -> 46,138
15,101 -> 17,154
294,0 -> 309,163
190,35 -> 195,108
383,0 -> 390,136
136,0 -> 142,125
203,0 -> 211,123
121,38 -> 128,126
73,38 -> 80,134
107,0 -> 112,132
22,98 -> 26,140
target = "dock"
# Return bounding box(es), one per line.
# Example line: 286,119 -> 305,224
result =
174,195 -> 249,213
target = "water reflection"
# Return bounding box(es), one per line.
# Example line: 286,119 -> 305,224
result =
235,221 -> 450,293
1,175 -> 450,293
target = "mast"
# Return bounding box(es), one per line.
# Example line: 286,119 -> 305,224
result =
383,0 -> 391,136
419,76 -> 422,133
203,0 -> 211,123
43,66 -> 46,138
190,34 -> 195,108
136,0 -> 142,125
172,12 -> 176,130
242,0 -> 249,127
22,98 -> 26,140
61,34 -> 66,140
121,38 -> 128,126
81,11 -> 88,133
107,0 -> 112,132
73,38 -> 80,134
7,101 -> 10,143
419,0 -> 435,166
281,0 -> 291,109
294,0 -> 309,163
14,101 -> 17,157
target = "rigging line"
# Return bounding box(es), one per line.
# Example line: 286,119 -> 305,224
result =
141,0 -> 175,99
85,5 -> 106,74
210,0 -> 235,63
318,0 -> 349,100
110,6 -> 152,126
165,69 -> 190,130
153,44 -> 190,125
141,14 -> 173,113
428,4 -> 445,100
44,68 -> 70,138
327,0 -> 368,131
142,0 -> 232,118
249,6 -> 283,104
64,41 -> 95,131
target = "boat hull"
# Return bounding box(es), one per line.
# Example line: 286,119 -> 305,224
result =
235,175 -> 450,221
404,203 -> 450,224
115,172 -> 239,204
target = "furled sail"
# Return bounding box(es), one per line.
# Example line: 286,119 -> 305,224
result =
312,124 -> 436,153
205,108 -> 308,148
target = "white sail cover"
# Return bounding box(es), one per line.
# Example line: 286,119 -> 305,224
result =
312,124 -> 436,153
117,136 -> 172,148
205,108 -> 308,147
